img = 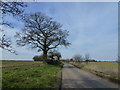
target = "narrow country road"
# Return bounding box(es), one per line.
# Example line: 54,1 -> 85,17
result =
62,62 -> 118,88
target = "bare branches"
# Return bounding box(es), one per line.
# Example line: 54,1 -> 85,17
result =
15,12 -> 70,59
0,35 -> 17,55
85,53 -> 90,61
1,2 -> 27,16
0,2 -> 27,54
73,54 -> 83,62
1,2 -> 27,27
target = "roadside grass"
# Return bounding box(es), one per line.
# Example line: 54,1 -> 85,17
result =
0,69 -> 1,89
80,62 -> 118,76
80,68 -> 120,84
2,64 -> 62,88
0,60 -> 1,77
0,60 -> 1,64
70,62 -> 120,84
2,60 -> 42,67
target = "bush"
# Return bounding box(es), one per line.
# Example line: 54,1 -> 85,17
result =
46,60 -> 59,64
33,55 -> 44,61
46,60 -> 63,67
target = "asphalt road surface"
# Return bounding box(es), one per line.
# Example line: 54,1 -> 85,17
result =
62,62 -> 119,88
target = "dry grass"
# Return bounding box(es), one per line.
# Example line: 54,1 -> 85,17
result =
70,61 -> 119,84
81,62 -> 118,76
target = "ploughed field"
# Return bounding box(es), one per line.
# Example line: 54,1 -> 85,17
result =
1,60 -> 61,88
2,60 -> 42,67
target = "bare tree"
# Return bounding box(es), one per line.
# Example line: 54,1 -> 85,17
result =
85,53 -> 90,61
73,54 -> 83,62
0,2 -> 26,53
15,12 -> 70,61
85,53 -> 90,64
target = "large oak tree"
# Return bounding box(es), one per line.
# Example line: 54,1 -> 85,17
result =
15,12 -> 70,61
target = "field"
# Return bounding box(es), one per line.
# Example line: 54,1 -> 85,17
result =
80,62 -> 118,76
2,61 -> 62,88
2,60 -> 42,67
70,61 -> 119,83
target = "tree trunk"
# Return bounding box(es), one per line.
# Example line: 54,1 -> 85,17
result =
43,50 -> 48,62
57,57 -> 60,61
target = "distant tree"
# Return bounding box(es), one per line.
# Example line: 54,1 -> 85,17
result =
0,2 -> 26,54
85,53 -> 90,63
85,53 -> 90,61
73,54 -> 83,62
118,56 -> 120,62
15,12 -> 70,62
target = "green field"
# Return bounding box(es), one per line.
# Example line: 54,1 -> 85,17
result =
2,61 -> 62,88
2,60 -> 42,67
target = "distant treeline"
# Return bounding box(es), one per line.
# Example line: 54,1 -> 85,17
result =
61,59 -> 118,62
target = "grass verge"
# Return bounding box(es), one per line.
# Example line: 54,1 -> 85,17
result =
2,63 -> 62,88
81,68 -> 120,84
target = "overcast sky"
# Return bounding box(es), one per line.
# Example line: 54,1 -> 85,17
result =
1,2 -> 118,61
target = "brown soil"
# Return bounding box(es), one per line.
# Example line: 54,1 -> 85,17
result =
1,63 -> 43,70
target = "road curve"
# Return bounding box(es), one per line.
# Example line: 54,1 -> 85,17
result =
62,62 -> 118,88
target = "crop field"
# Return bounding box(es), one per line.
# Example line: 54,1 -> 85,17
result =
80,62 -> 118,76
2,61 -> 62,88
2,60 -> 42,67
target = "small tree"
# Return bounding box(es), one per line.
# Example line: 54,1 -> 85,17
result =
118,56 -> 120,62
15,12 -> 70,62
85,53 -> 90,60
48,50 -> 61,61
73,54 -> 83,62
85,53 -> 90,64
